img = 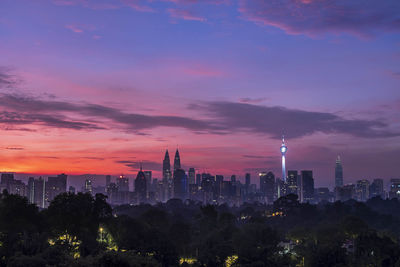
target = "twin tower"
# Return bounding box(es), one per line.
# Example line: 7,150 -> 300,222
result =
162,149 -> 181,180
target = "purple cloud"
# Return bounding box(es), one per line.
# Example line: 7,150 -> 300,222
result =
200,101 -> 400,139
168,8 -> 206,22
238,0 -> 400,37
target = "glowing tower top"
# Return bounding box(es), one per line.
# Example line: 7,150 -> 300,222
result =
280,136 -> 288,182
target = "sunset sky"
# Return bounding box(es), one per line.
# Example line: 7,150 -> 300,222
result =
1,0 -> 400,188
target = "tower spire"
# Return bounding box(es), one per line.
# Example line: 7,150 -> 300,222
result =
280,135 -> 288,182
174,148 -> 181,170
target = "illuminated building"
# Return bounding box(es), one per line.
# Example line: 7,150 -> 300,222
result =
84,179 -> 93,194
287,170 -> 298,195
355,179 -> 370,202
280,136 -> 287,182
389,179 -> 400,199
28,177 -> 45,208
116,175 -> 129,192
335,156 -> 344,188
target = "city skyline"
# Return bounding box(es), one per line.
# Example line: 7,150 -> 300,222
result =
1,0 -> 400,188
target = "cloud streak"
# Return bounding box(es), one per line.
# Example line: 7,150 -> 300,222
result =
198,101 -> 400,139
0,93 -> 219,133
168,8 -> 206,22
238,0 -> 400,37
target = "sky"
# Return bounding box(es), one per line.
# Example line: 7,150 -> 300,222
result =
0,0 -> 400,188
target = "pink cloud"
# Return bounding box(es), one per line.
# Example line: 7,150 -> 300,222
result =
238,0 -> 400,37
163,0 -> 230,4
65,24 -> 84,33
121,0 -> 156,12
167,8 -> 206,22
53,0 -> 154,12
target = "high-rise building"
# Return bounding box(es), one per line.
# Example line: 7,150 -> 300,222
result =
174,149 -> 181,171
69,186 -> 76,194
280,136 -> 288,182
105,175 -> 111,187
45,174 -> 67,206
135,167 -> 147,203
245,173 -> 251,195
335,156 -> 343,188
287,170 -> 298,195
188,168 -> 196,185
163,149 -> 173,201
316,187 -> 331,202
245,173 -> 251,187
0,173 -> 15,192
260,171 -> 275,203
369,179 -> 384,198
84,179 -> 93,194
163,150 -> 172,180
117,175 -> 129,192
355,179 -> 370,202
144,171 -> 152,193
28,177 -> 46,208
173,168 -> 187,200
301,170 -> 314,203
196,174 -> 201,185
389,179 -> 400,199
231,175 -> 236,184
336,184 -> 355,201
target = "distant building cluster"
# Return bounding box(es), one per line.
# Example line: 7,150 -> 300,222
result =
1,138 -> 400,207
0,173 -> 67,208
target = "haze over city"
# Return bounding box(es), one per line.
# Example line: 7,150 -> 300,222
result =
1,0 -> 400,188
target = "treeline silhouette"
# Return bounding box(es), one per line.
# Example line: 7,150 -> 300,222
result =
0,191 -> 400,267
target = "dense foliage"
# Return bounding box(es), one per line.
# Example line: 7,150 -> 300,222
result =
0,192 -> 400,266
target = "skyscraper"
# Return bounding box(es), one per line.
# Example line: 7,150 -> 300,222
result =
369,179 -> 384,198
163,149 -> 173,201
117,175 -> 129,192
245,173 -> 251,193
260,171 -> 275,203
188,168 -> 196,185
135,166 -> 147,203
280,136 -> 287,182
45,173 -> 67,207
335,156 -> 343,188
28,177 -> 45,208
144,171 -> 152,193
287,170 -> 298,195
173,168 -> 187,200
163,150 -> 172,180
105,175 -> 111,187
174,149 -> 181,171
355,179 -> 370,202
301,170 -> 314,203
389,179 -> 400,199
84,179 -> 93,194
